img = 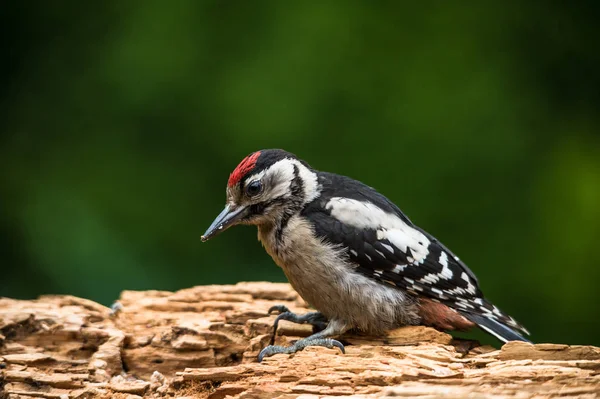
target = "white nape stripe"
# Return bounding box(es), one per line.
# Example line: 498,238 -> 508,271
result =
325,197 -> 431,263
439,251 -> 453,280
293,160 -> 320,202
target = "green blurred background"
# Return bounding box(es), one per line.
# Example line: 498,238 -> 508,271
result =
1,2 -> 598,346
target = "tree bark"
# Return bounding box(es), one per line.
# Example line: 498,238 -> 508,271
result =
1,282 -> 598,398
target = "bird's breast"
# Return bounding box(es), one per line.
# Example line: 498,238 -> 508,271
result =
258,216 -> 344,296
257,215 -> 420,333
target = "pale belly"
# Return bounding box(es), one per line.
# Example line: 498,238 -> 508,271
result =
258,216 -> 420,333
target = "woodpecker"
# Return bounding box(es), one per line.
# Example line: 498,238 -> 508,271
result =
202,149 -> 530,361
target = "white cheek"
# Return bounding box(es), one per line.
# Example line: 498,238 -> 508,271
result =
269,169 -> 296,199
254,158 -> 321,204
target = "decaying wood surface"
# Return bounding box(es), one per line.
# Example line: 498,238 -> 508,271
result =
1,282 -> 598,398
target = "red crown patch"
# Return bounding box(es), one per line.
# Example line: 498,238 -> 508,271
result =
228,151 -> 261,187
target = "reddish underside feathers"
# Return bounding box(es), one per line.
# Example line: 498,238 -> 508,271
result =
418,298 -> 475,331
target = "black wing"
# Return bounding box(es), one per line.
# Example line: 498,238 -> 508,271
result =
302,172 -> 529,339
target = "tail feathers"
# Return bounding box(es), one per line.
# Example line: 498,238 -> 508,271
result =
464,313 -> 532,343
453,297 -> 530,343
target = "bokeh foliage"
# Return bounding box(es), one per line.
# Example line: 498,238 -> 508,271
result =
1,1 -> 598,346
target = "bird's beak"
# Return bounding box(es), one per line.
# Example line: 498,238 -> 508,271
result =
201,204 -> 249,242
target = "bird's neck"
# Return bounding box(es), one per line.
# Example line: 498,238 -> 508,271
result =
257,205 -> 302,246
256,162 -> 320,252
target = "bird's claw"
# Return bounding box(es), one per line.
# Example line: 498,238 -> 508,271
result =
268,305 -> 291,315
266,306 -> 329,345
258,337 -> 345,362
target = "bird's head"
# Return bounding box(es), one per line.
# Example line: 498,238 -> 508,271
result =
201,149 -> 320,242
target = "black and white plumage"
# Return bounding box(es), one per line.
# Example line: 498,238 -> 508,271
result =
202,149 -> 530,360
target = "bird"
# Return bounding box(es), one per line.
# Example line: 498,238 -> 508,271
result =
201,149 -> 530,361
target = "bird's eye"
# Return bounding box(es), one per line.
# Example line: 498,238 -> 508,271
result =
245,180 -> 262,197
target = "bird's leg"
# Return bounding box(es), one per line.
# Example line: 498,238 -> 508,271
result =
258,318 -> 348,362
267,305 -> 329,345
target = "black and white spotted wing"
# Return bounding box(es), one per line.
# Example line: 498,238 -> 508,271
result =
302,172 -> 529,339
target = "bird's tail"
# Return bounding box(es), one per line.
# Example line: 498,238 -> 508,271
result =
460,299 -> 531,343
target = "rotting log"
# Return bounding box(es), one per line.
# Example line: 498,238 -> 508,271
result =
0,282 -> 598,398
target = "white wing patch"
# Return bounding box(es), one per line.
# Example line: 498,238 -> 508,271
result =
326,197 -> 431,263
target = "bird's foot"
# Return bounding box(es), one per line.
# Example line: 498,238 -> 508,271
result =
258,336 -> 345,362
267,305 -> 328,344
